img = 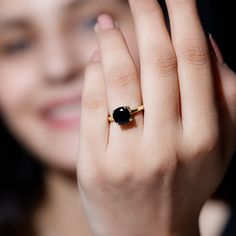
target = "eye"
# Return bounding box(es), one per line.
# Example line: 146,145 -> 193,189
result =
82,16 -> 97,29
1,39 -> 31,55
71,15 -> 98,32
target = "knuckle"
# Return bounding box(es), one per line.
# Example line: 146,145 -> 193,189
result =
81,169 -> 137,194
194,128 -> 220,157
107,68 -> 138,89
83,97 -> 106,110
169,0 -> 195,8
130,0 -> 158,15
102,159 -> 136,186
148,50 -> 177,77
78,168 -> 107,191
204,129 -> 220,148
82,95 -> 106,110
151,157 -> 178,180
106,168 -> 135,187
82,91 -> 106,110
180,38 -> 210,66
100,156 -> 141,188
143,142 -> 178,179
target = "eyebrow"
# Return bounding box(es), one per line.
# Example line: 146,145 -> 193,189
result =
0,0 -> 127,31
0,1 -> 85,31
0,2 -> 85,32
65,0 -> 127,10
65,0 -> 86,10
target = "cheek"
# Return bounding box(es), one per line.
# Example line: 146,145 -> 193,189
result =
0,58 -> 79,171
0,60 -> 39,116
70,30 -> 98,65
0,59 -> 47,165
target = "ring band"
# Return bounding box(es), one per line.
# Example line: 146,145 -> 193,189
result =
108,105 -> 144,125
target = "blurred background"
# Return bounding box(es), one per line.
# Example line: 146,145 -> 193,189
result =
1,0 -> 235,236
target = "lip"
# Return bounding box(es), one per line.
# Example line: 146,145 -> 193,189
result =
41,95 -> 81,129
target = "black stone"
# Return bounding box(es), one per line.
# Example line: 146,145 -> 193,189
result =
113,106 -> 132,125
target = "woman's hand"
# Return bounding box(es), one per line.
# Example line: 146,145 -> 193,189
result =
77,0 -> 236,235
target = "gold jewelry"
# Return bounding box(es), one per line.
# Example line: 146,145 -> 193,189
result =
108,105 -> 144,125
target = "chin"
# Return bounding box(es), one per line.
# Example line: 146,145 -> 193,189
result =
4,114 -> 80,173
20,128 -> 80,173
44,151 -> 77,172
35,138 -> 79,172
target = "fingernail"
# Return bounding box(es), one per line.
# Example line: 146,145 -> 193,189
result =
90,50 -> 100,62
209,33 -> 224,65
96,14 -> 115,31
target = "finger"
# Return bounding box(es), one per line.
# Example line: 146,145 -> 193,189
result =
128,0 -> 180,136
209,34 -> 236,124
213,60 -> 236,165
95,14 -> 143,133
218,64 -> 236,166
79,52 -> 109,156
165,0 -> 218,134
217,64 -> 236,125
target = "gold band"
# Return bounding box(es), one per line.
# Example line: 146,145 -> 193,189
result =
108,105 -> 144,123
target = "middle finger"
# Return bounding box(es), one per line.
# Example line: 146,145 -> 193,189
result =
128,0 -> 180,136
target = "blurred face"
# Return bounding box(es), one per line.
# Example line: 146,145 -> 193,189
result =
0,0 -> 137,170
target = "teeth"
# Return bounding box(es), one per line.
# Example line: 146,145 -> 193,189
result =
47,103 -> 80,120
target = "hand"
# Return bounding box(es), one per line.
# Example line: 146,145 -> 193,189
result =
77,0 -> 236,235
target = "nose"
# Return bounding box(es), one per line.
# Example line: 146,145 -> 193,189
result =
39,36 -> 79,84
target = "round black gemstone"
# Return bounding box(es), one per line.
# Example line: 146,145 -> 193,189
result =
113,106 -> 132,125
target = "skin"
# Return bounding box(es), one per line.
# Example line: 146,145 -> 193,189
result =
0,0 -> 235,235
0,0 -> 136,170
0,0 -> 136,235
77,0 -> 236,236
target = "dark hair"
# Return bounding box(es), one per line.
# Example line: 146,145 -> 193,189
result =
0,115 -> 235,236
0,118 -> 45,236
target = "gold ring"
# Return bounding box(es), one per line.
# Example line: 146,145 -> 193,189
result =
108,105 -> 144,125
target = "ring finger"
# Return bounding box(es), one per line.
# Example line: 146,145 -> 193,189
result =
95,14 -> 143,139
